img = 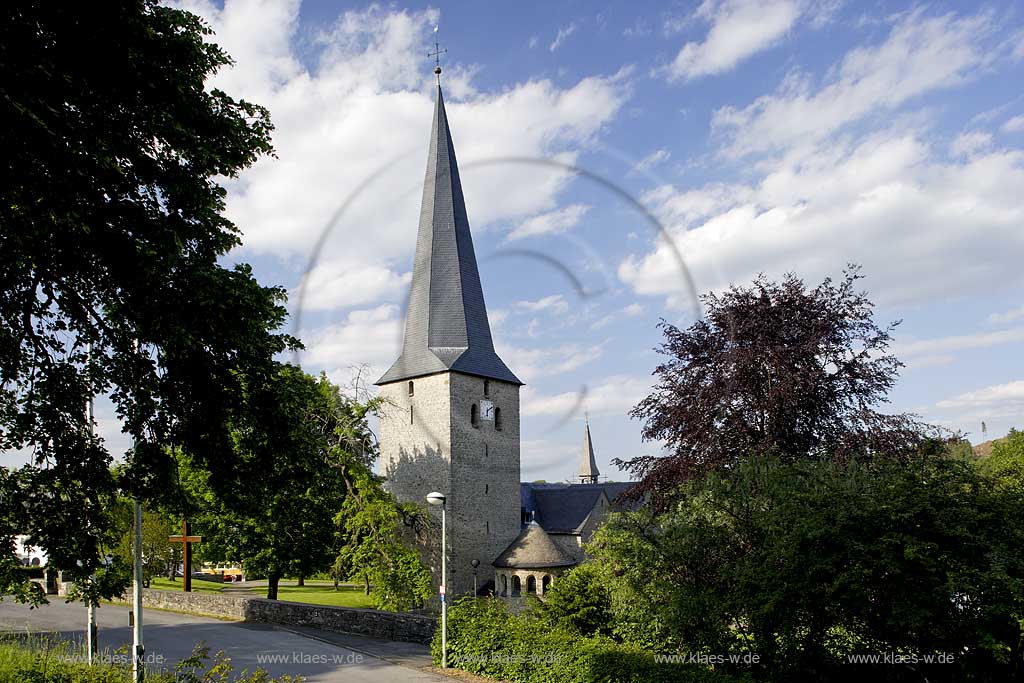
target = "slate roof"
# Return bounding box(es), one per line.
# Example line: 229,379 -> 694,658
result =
520,481 -> 642,531
531,487 -> 605,533
578,420 -> 600,482
376,83 -> 521,386
493,522 -> 577,569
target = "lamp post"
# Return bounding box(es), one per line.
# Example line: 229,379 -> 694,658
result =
426,492 -> 447,669
470,559 -> 479,598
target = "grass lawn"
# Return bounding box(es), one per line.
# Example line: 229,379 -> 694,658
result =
148,576 -> 224,593
275,584 -> 375,609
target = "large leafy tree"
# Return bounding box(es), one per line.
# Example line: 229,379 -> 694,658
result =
1,2 -> 291,600
183,367 -> 348,600
620,267 -> 932,503
592,457 -> 1024,681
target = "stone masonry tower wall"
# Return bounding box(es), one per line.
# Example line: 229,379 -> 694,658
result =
378,371 -> 520,596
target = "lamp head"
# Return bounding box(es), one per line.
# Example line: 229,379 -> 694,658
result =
471,559 -> 480,569
426,492 -> 446,506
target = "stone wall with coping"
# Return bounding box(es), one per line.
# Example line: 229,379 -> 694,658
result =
126,589 -> 436,644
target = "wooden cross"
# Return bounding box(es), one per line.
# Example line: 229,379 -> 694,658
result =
168,519 -> 202,592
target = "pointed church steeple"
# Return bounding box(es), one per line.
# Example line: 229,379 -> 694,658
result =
578,416 -> 600,484
377,80 -> 521,386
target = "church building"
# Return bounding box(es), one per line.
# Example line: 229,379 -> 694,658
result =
375,66 -> 633,599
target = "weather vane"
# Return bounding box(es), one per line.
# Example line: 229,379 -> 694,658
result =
428,25 -> 446,79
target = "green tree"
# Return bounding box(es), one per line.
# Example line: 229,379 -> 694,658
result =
979,428 -> 1024,494
332,455 -> 433,611
534,562 -> 614,637
1,2 -> 290,601
592,457 -> 1024,680
183,366 -> 347,600
115,507 -> 175,588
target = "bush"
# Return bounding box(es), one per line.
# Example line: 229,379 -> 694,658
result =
433,597 -> 747,683
0,638 -> 299,683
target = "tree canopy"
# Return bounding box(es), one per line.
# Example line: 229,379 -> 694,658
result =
620,267 -> 934,503
1,1 -> 291,599
590,456 -> 1024,680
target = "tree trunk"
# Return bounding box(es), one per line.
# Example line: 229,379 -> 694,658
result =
363,572 -> 370,595
296,573 -> 304,587
333,576 -> 339,591
267,573 -> 280,600
168,548 -> 178,581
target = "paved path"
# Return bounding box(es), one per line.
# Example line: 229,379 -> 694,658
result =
0,599 -> 442,682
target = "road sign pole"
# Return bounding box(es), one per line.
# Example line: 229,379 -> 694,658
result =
132,500 -> 144,683
441,501 -> 446,670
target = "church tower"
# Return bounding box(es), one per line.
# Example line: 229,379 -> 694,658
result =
375,76 -> 522,596
578,417 -> 600,484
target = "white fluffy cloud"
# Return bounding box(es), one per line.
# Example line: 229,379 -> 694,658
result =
990,305 -> 1024,325
936,380 -> 1024,414
300,305 -> 403,380
712,9 -> 994,157
620,133 -> 1024,308
666,0 -> 802,82
508,204 -> 591,241
173,0 -> 628,327
632,148 -> 671,173
892,328 -> 1024,370
1004,115 -> 1024,133
522,375 -> 651,418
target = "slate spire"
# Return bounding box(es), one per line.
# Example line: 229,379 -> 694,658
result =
578,416 -> 600,484
376,82 -> 521,386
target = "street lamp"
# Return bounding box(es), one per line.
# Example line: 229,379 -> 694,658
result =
470,559 -> 479,598
426,492 -> 447,669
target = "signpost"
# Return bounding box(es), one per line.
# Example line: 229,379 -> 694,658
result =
168,520 -> 202,592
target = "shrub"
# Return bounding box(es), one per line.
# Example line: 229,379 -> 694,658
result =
433,597 -> 747,682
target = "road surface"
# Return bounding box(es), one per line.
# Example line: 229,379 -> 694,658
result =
0,599 -> 444,682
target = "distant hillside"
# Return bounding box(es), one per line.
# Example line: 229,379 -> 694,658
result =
973,437 -> 1006,459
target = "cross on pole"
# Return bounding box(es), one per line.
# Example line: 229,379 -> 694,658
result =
168,519 -> 202,592
428,26 -> 446,78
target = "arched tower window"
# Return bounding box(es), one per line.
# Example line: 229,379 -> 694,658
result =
501,574 -> 508,596
511,575 -> 521,597
408,380 -> 414,396
542,575 -> 551,594
471,403 -> 479,427
494,407 -> 503,431
409,406 -> 413,425
527,575 -> 537,594
483,379 -> 490,397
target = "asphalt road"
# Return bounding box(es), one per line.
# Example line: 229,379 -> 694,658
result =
0,599 -> 445,682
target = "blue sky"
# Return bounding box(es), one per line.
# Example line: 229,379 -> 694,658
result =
17,0 -> 1022,482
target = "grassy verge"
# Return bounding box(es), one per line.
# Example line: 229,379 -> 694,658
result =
147,577 -> 224,593
0,637 -> 298,682
275,585 -> 375,609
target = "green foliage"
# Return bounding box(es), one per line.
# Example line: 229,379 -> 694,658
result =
114,508 -> 175,588
182,367 -> 350,600
979,428 -> 1024,495
434,597 -> 744,683
332,453 -> 432,612
1,2 -> 290,601
0,639 -> 300,683
591,456 -> 1024,681
535,563 -> 614,637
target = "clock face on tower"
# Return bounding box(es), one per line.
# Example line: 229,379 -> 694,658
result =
480,399 -> 495,421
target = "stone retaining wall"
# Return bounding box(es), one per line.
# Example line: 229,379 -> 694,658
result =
128,589 -> 436,645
